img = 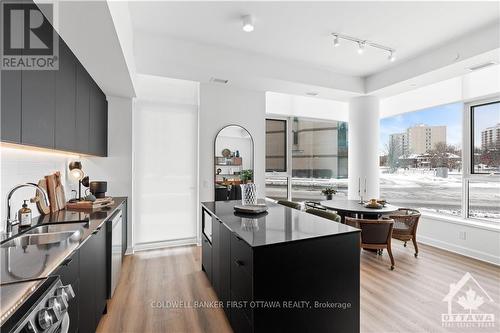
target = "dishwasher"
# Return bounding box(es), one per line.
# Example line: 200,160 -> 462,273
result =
108,209 -> 123,298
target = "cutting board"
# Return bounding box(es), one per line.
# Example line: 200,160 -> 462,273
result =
66,197 -> 114,210
45,174 -> 59,213
32,179 -> 51,215
54,171 -> 66,210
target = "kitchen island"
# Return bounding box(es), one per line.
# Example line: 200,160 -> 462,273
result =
201,200 -> 361,333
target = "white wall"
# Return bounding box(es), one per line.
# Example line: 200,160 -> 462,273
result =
199,84 -> 266,202
0,147 -> 79,229
380,65 -> 500,117
266,91 -> 348,122
418,215 -> 500,265
83,96 -> 133,252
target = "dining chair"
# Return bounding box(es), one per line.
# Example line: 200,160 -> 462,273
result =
305,208 -> 341,223
277,200 -> 302,210
388,208 -> 421,257
345,217 -> 395,270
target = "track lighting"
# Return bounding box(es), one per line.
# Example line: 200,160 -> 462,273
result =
331,32 -> 396,62
357,42 -> 365,54
333,35 -> 340,47
242,15 -> 254,32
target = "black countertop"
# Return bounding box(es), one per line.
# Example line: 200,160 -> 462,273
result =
0,197 -> 126,324
201,200 -> 359,248
0,197 -> 126,285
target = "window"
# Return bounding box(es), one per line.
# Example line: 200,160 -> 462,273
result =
265,119 -> 287,172
465,99 -> 500,223
265,117 -> 348,202
290,118 -> 348,201
380,103 -> 463,217
471,101 -> 500,174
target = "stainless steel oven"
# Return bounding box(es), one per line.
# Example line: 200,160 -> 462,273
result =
0,276 -> 75,333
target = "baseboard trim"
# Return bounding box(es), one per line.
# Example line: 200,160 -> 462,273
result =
133,237 -> 198,252
418,235 -> 500,266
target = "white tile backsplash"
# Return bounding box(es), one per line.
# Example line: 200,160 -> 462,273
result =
0,147 -> 81,230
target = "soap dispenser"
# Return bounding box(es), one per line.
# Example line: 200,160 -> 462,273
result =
18,200 -> 32,227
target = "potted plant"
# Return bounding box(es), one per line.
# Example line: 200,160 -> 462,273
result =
322,187 -> 337,200
240,169 -> 253,183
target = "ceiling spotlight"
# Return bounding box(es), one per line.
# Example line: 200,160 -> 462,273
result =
357,42 -> 365,54
333,35 -> 340,47
242,15 -> 254,32
388,51 -> 396,62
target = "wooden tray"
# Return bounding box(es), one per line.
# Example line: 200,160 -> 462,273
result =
66,197 -> 114,210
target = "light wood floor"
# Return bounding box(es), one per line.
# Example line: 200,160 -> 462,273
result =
97,242 -> 500,333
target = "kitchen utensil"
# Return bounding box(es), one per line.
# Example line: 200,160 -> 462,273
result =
32,179 -> 51,215
89,181 -> 107,198
45,174 -> 59,213
54,171 -> 66,210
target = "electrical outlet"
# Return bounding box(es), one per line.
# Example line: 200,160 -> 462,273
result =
459,231 -> 467,241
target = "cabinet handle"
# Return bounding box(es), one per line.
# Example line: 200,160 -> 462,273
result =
234,259 -> 244,267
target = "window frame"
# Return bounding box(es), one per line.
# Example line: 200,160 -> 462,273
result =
463,96 -> 500,220
265,117 -> 292,199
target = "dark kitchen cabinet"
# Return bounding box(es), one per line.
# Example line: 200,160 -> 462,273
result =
212,216 -> 221,294
79,223 -> 107,333
1,70 -> 22,143
55,39 -> 77,151
89,81 -> 108,156
75,62 -> 91,153
21,69 -> 56,148
201,234 -> 212,283
0,16 -> 108,156
211,215 -> 231,318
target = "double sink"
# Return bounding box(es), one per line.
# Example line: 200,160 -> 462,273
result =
1,223 -> 87,249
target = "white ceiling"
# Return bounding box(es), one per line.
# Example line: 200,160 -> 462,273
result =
129,1 -> 500,78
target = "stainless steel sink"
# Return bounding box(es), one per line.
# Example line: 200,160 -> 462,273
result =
1,223 -> 87,248
24,222 -> 87,235
1,231 -> 74,248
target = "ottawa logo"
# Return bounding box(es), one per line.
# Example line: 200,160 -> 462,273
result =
442,272 -> 496,329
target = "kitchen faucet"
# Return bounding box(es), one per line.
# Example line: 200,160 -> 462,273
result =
4,183 -> 49,236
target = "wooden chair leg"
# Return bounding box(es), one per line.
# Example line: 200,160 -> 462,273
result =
412,236 -> 419,257
387,245 -> 395,270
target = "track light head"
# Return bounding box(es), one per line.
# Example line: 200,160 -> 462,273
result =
388,50 -> 396,62
357,42 -> 365,54
333,35 -> 340,47
242,15 -> 254,32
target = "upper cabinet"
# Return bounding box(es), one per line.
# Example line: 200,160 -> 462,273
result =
89,81 -> 108,157
0,23 -> 107,156
55,38 -> 77,152
21,68 -> 56,148
1,71 -> 22,143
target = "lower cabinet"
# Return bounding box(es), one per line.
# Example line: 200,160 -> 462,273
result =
211,216 -> 231,318
201,234 -> 212,282
79,223 -> 107,333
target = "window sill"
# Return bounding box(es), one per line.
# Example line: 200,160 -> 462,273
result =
421,211 -> 500,232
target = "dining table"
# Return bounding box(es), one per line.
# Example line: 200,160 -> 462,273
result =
320,197 -> 399,222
